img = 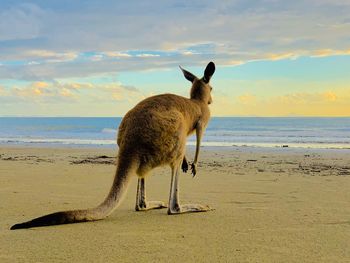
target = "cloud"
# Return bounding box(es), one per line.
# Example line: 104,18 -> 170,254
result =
311,49 -> 350,57
31,81 -> 49,95
25,50 -> 77,61
14,80 -> 143,103
98,83 -> 145,103
323,91 -> 338,101
0,85 -> 7,96
212,89 -> 349,117
0,3 -> 45,42
276,91 -> 340,104
0,1 -> 349,117
6,81 -> 84,102
266,52 -> 300,61
0,77 -> 150,118
0,49 -> 78,64
238,94 -> 257,105
30,50 -> 78,63
60,88 -> 74,97
103,52 -> 131,58
0,1 -> 350,80
33,81 -> 49,88
59,82 -> 93,90
135,54 -> 160,58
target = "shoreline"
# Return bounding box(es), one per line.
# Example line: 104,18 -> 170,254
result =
1,142 -> 350,153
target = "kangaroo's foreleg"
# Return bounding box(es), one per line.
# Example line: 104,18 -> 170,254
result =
181,156 -> 189,173
167,159 -> 212,214
191,121 -> 203,177
135,177 -> 167,211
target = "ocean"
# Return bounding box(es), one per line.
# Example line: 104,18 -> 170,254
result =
0,117 -> 349,149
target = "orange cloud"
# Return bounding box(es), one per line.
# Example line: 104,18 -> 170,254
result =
9,81 -> 142,104
62,83 -> 93,89
267,52 -> 299,61
238,94 -> 256,104
227,60 -> 245,66
112,92 -> 124,101
0,85 -> 7,96
213,90 -> 349,117
182,51 -> 194,56
104,51 -> 131,58
33,81 -> 49,89
323,91 -> 338,101
277,91 -> 339,104
25,50 -> 78,62
312,49 -> 350,58
60,88 -> 74,97
239,49 -> 350,68
22,81 -> 94,98
30,81 -> 49,96
12,81 -> 80,100
101,83 -> 144,103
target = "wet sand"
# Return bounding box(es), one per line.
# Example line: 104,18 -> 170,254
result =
1,146 -> 350,262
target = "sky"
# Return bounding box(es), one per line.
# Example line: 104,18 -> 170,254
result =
0,0 -> 349,117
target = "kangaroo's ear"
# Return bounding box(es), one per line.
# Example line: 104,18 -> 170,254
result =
203,61 -> 215,83
179,66 -> 197,83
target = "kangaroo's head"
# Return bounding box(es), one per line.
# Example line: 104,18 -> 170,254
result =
180,62 -> 215,105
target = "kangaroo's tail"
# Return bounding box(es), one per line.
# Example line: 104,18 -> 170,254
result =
10,158 -> 134,230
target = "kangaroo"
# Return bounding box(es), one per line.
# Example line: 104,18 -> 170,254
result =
10,62 -> 216,230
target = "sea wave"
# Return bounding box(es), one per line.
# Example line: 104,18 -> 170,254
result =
1,137 -> 349,149
0,137 -> 116,146
187,141 -> 350,149
101,128 -> 117,133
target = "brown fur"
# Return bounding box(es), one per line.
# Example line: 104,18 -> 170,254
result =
10,62 -> 215,230
118,93 -> 208,173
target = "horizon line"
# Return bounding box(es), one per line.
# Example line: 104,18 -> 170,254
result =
1,116 -> 350,118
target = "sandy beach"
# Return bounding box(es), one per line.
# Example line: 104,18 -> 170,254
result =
1,145 -> 350,262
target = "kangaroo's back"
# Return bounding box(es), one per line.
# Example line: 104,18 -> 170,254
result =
117,94 -> 203,144
117,94 -> 205,171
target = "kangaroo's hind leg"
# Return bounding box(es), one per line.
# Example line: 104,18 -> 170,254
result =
167,158 -> 213,214
135,177 -> 167,211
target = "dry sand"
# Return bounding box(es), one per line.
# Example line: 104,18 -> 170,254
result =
1,146 -> 350,262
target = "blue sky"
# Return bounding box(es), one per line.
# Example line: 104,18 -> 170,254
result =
0,0 -> 349,116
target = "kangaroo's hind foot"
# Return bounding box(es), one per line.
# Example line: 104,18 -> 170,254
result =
167,159 -> 213,215
168,204 -> 213,214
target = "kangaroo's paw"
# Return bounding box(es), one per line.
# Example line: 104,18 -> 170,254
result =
167,204 -> 214,214
181,159 -> 189,173
190,163 -> 197,177
135,201 -> 167,211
